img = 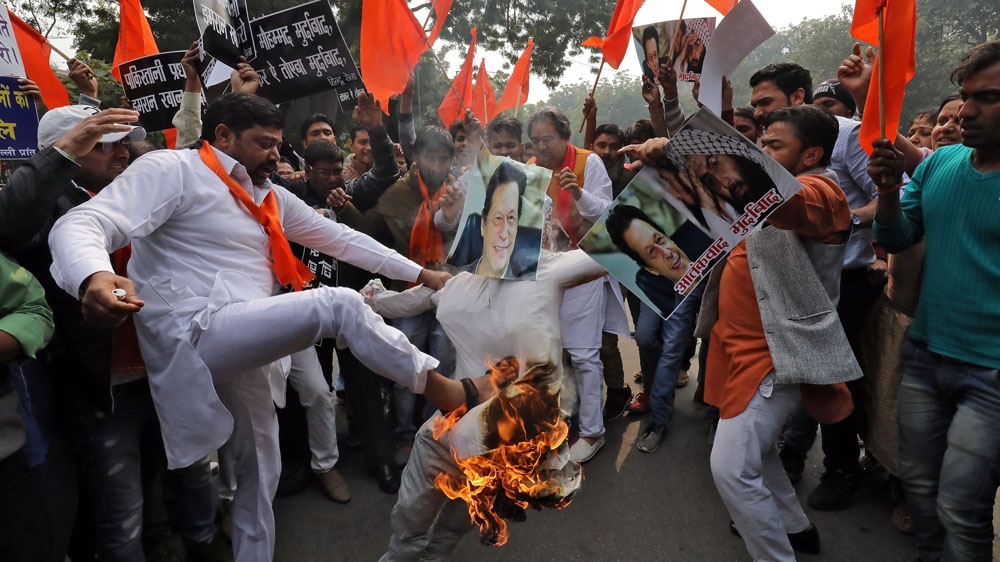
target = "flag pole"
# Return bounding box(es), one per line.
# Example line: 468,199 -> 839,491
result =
423,37 -> 473,120
667,0 -> 690,63
514,89 -> 522,120
877,7 -> 886,139
578,59 -> 605,133
45,40 -> 71,61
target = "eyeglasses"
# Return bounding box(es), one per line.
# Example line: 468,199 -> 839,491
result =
309,168 -> 343,178
98,138 -> 132,153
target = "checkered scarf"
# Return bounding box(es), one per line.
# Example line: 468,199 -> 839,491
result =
686,18 -> 712,47
665,128 -> 767,172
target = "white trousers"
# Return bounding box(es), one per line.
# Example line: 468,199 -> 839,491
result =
565,346 -> 604,438
288,347 -> 339,473
196,287 -> 439,561
710,374 -> 810,562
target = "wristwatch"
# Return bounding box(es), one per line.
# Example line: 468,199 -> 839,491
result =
850,213 -> 861,230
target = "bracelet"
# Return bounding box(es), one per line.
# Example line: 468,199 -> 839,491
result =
461,377 -> 480,410
51,145 -> 78,165
876,184 -> 902,196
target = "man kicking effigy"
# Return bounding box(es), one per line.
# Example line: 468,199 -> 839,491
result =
46,92 -> 482,562
372,249 -> 606,561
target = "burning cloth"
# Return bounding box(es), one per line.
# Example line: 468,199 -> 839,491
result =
369,250 -> 605,559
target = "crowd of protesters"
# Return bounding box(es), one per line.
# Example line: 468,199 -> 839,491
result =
0,25 -> 997,562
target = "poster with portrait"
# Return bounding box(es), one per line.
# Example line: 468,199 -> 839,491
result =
446,150 -> 549,281
632,17 -> 715,83
579,167 -> 713,316
580,108 -> 802,318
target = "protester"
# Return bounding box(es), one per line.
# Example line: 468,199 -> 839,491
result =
344,123 -> 374,180
486,116 -> 525,162
869,40 -> 1000,562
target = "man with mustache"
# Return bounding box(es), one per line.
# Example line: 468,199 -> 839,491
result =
46,93 -> 470,561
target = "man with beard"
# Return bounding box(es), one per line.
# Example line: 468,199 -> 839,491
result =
337,126 -> 464,470
527,106 -> 628,462
46,93 -> 471,561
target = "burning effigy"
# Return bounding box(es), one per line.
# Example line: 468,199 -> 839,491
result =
367,250 -> 604,560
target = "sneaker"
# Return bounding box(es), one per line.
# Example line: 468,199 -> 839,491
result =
778,446 -> 805,485
806,469 -> 861,510
569,436 -> 605,463
603,386 -> 632,421
184,532 -> 234,562
637,423 -> 667,453
316,468 -> 351,503
627,392 -> 650,414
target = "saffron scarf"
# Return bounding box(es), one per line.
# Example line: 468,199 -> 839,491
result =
198,141 -> 314,291
408,172 -> 447,269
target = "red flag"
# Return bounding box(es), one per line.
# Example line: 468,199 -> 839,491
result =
495,39 -> 533,116
705,0 -> 738,15
426,0 -> 454,47
111,0 -> 159,81
361,0 -> 429,113
851,0 -> 916,153
580,0 -> 644,69
470,59 -> 498,125
437,28 -> 477,128
8,10 -> 70,109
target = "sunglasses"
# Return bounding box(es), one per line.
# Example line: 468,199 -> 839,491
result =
98,137 -> 132,153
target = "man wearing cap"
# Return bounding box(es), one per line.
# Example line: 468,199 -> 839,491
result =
813,79 -> 857,119
45,92 -> 475,562
0,105 -> 232,560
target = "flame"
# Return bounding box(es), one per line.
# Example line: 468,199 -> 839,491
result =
432,358 -> 578,547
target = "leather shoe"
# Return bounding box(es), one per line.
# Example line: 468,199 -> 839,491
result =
316,468 -> 351,503
729,520 -> 820,554
373,463 -> 400,494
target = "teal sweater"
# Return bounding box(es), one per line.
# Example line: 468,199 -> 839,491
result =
874,144 -> 1000,368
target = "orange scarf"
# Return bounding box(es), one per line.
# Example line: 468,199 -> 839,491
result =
408,172 -> 446,269
198,141 -> 315,291
532,144 -> 591,247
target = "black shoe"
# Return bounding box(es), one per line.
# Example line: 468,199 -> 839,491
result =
729,520 -> 820,555
603,386 -> 633,421
276,459 -> 311,496
778,446 -> 805,485
184,532 -> 234,562
373,463 -> 400,494
807,469 -> 861,511
788,524 -> 820,554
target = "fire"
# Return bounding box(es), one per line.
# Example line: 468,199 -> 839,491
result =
432,358 -> 581,547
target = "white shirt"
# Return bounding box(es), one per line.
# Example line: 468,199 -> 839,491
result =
48,145 -> 422,467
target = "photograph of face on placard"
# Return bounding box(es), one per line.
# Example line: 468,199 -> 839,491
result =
632,17 -> 715,84
446,150 -> 549,281
579,168 -> 713,317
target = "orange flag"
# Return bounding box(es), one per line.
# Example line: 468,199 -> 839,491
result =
705,0 -> 738,15
470,59 -> 498,125
361,0 -> 429,113
495,39 -> 533,116
111,0 -> 160,81
426,0 -> 454,47
8,10 -> 70,109
581,0 -> 644,69
851,0 -> 916,153
437,28 -> 477,128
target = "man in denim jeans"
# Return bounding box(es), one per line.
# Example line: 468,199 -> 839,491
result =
870,40 -> 1000,562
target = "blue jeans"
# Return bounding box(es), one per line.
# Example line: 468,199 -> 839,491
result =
634,284 -> 703,427
74,381 -> 216,560
898,340 -> 1000,562
392,311 -> 455,440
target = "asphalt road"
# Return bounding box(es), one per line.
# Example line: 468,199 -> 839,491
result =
272,338 -> 918,562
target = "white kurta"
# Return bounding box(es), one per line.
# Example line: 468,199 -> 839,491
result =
48,146 -> 427,468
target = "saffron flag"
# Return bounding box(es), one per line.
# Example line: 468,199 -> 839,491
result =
495,39 -> 533,116
851,0 -> 916,153
437,28 -> 477,128
705,0 -> 738,15
361,0 -> 428,113
581,0 -> 644,69
8,10 -> 70,109
426,0 -> 454,47
111,0 -> 159,81
470,59 -> 498,125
